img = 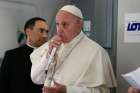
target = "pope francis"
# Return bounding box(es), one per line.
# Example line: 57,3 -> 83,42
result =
30,5 -> 117,93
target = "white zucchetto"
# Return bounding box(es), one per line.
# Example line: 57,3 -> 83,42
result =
59,5 -> 83,19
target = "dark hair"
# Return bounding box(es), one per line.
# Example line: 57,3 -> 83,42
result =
24,17 -> 46,31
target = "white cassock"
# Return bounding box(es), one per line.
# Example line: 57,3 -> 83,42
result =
30,31 -> 117,93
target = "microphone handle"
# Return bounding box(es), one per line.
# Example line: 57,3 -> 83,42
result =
47,47 -> 57,64
44,47 -> 57,87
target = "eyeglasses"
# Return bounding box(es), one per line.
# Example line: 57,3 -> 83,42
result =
35,28 -> 49,34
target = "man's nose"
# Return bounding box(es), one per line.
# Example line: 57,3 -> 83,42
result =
57,26 -> 63,34
42,32 -> 48,37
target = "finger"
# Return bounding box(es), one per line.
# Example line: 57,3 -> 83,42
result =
43,86 -> 54,93
53,40 -> 62,45
50,39 -> 62,47
53,82 -> 66,93
42,86 -> 47,93
52,35 -> 62,41
134,88 -> 140,93
49,41 -> 61,52
53,81 -> 63,89
52,35 -> 62,44
53,81 -> 60,86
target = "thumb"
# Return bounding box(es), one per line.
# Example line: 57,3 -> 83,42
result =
53,81 -> 60,86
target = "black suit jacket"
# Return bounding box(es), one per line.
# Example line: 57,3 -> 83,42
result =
0,44 -> 42,93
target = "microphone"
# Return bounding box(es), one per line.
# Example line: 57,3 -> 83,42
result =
40,47 -> 57,71
44,47 -> 57,87
47,47 -> 57,65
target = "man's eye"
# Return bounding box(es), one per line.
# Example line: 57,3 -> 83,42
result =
62,23 -> 67,27
39,29 -> 44,33
36,28 -> 48,33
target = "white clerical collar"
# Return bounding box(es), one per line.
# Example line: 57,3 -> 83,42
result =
26,43 -> 37,49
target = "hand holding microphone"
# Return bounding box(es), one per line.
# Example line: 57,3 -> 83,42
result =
48,35 -> 62,55
47,35 -> 62,65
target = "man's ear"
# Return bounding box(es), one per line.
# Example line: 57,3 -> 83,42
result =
80,19 -> 84,26
25,28 -> 31,35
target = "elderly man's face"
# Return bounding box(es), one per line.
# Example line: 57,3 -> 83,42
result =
55,11 -> 83,43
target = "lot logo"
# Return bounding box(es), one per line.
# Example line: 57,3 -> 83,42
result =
127,22 -> 140,31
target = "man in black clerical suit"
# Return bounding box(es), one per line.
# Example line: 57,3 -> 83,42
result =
0,17 -> 49,93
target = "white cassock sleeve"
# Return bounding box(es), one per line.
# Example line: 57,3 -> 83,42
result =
30,42 -> 49,84
31,51 -> 49,84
